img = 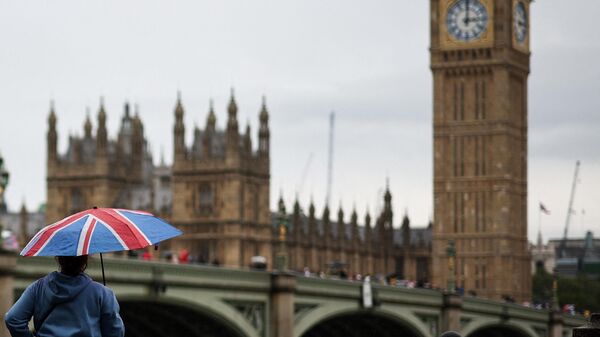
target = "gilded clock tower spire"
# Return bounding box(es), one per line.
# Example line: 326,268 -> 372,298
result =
430,0 -> 531,302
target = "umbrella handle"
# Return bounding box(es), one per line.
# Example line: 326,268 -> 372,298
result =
100,253 -> 106,286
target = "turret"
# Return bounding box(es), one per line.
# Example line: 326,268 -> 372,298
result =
131,107 -> 144,177
308,200 -> 316,243
226,89 -> 239,160
401,213 -> 410,248
258,96 -> 269,160
337,204 -> 345,248
322,205 -> 331,246
174,92 -> 186,160
19,201 -> 28,247
203,100 -> 216,158
47,101 -> 58,163
83,109 -> 92,139
244,122 -> 252,157
96,98 -> 108,157
293,198 -> 301,241
365,210 -> 372,252
351,208 -> 359,245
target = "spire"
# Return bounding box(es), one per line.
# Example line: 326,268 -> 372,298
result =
174,91 -> 186,160
337,203 -> 344,223
260,95 -> 268,123
351,207 -> 359,244
175,91 -> 184,118
244,121 -> 252,155
258,95 -> 270,160
47,100 -> 58,162
84,108 -> 92,138
226,89 -> 240,159
337,203 -> 345,244
384,177 -> 392,204
323,204 -> 331,245
277,193 -> 286,216
202,99 -> 216,158
227,88 -> 238,128
206,99 -> 216,129
365,207 -> 372,249
96,97 -> 108,156
19,200 -> 29,247
48,100 -> 57,128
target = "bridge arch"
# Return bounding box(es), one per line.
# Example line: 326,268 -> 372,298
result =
463,321 -> 537,337
117,295 -> 258,337
295,306 -> 430,337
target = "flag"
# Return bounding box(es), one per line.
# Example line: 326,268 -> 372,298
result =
539,203 -> 550,215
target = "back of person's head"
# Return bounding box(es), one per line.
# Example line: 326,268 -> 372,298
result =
57,255 -> 88,276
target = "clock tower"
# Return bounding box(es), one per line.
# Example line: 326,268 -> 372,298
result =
430,0 -> 531,302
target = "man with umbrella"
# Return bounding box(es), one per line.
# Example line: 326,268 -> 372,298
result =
4,207 -> 182,337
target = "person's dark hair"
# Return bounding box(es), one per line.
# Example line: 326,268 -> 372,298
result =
56,255 -> 88,276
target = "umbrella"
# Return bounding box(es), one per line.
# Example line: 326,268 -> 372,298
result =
20,207 -> 182,285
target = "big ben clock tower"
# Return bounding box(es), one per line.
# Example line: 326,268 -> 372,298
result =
430,0 -> 531,302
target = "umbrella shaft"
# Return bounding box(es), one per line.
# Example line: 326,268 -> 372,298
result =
100,253 -> 106,286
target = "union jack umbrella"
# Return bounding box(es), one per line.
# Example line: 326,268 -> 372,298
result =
21,207 -> 182,284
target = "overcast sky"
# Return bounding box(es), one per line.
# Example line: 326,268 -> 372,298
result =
0,1 -> 598,242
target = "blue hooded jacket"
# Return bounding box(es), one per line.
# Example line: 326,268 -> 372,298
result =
4,271 -> 124,337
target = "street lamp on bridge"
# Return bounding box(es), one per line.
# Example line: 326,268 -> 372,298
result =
446,240 -> 456,294
276,197 -> 289,271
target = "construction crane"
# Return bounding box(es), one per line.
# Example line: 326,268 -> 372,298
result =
325,111 -> 335,207
296,152 -> 314,202
559,160 -> 581,258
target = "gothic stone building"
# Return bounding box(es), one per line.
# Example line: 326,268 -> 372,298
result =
45,92 -> 432,282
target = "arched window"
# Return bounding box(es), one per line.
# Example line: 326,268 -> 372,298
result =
198,184 -> 213,215
70,188 -> 85,213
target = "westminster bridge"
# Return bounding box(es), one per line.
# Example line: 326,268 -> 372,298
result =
0,254 -> 584,337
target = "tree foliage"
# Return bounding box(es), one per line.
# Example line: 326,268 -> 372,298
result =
532,267 -> 600,312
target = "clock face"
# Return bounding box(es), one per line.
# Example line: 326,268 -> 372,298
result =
514,1 -> 527,43
446,0 -> 489,42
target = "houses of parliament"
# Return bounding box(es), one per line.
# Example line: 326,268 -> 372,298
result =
45,0 -> 532,302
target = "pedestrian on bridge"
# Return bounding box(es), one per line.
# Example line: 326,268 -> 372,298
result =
5,207 -> 183,337
4,255 -> 124,337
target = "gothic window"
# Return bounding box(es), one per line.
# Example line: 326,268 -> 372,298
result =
70,188 -> 85,213
198,184 -> 213,215
416,257 -> 429,283
395,257 -> 404,278
453,137 -> 465,177
460,81 -> 465,120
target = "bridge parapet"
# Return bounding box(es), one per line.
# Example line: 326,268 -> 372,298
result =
9,257 -> 588,337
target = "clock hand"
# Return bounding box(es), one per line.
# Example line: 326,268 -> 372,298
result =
465,0 -> 470,25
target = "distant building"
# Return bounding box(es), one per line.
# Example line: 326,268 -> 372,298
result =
530,232 -> 556,274
550,232 -> 600,278
44,93 -> 433,282
530,231 -> 600,277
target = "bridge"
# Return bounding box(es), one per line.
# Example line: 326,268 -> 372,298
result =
0,253 -> 584,337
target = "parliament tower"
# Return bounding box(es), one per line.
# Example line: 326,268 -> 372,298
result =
170,91 -> 272,268
430,0 -> 531,301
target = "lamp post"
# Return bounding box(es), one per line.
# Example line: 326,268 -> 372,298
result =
446,240 -> 456,293
276,198 -> 289,271
552,267 -> 560,311
0,153 -> 9,214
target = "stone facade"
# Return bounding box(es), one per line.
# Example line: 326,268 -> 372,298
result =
46,101 -> 160,224
430,0 -> 532,301
169,92 -> 272,267
282,188 -> 432,281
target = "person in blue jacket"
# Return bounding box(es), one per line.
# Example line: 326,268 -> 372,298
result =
4,255 -> 124,337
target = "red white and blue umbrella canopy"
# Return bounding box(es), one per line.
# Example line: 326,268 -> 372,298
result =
21,208 -> 182,257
